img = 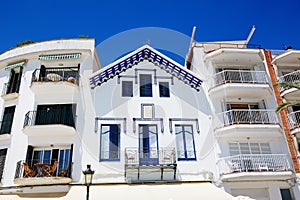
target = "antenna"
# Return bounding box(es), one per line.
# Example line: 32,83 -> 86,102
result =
246,25 -> 256,44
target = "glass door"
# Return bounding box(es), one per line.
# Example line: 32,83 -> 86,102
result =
139,125 -> 158,165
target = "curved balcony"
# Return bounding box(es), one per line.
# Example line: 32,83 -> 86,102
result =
125,148 -> 177,182
217,154 -> 292,181
214,109 -> 281,137
288,111 -> 300,136
30,66 -> 79,95
14,160 -> 72,185
23,109 -> 76,137
209,70 -> 271,99
278,70 -> 300,100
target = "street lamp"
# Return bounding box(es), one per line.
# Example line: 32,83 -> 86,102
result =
83,164 -> 95,200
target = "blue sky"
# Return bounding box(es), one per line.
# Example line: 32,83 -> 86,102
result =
1,0 -> 299,64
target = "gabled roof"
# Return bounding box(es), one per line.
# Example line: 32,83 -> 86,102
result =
89,45 -> 202,91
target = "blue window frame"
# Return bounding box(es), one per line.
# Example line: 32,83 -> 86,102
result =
122,81 -> 133,97
100,124 -> 120,161
140,74 -> 152,97
175,125 -> 196,161
159,82 -> 170,97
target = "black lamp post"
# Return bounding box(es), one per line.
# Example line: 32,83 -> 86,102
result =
83,164 -> 95,200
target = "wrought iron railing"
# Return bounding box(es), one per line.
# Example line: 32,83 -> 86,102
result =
212,70 -> 269,87
23,109 -> 76,128
15,160 -> 72,179
278,70 -> 300,92
125,148 -> 176,166
217,154 -> 291,175
31,67 -> 79,85
214,109 -> 279,130
288,111 -> 300,130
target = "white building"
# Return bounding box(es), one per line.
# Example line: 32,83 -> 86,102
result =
0,37 -> 297,200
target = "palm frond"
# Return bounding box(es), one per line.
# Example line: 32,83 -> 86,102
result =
276,101 -> 300,112
274,81 -> 300,90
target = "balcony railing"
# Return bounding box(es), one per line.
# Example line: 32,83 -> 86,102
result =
23,109 -> 76,128
278,70 -> 300,92
212,70 -> 269,87
15,160 -> 72,179
218,154 -> 291,175
31,67 -> 79,85
214,109 -> 279,129
288,111 -> 300,130
125,148 -> 176,166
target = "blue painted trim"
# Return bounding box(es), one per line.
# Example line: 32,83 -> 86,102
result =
169,118 -> 200,134
95,117 -> 127,134
133,118 -> 164,133
90,47 -> 202,91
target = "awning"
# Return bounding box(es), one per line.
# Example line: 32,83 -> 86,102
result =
38,53 -> 81,61
0,182 -> 234,200
5,61 -> 25,71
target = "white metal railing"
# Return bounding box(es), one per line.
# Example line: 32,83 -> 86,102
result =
217,154 -> 291,175
125,147 -> 176,166
278,70 -> 300,92
214,109 -> 279,129
212,70 -> 269,87
288,111 -> 300,130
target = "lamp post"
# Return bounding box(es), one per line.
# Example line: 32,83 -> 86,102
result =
83,164 -> 95,200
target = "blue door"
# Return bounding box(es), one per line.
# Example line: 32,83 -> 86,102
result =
139,125 -> 158,165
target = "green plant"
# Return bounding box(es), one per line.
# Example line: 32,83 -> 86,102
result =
16,40 -> 35,47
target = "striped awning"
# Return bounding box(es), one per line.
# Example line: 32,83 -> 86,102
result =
5,61 -> 25,71
39,53 -> 81,61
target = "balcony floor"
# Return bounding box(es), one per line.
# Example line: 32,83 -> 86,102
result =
14,177 -> 72,186
220,170 -> 293,182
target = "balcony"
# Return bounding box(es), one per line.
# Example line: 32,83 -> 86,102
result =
217,154 -> 292,181
14,160 -> 72,185
125,148 -> 177,182
278,70 -> 300,100
209,70 -> 271,99
23,109 -> 76,137
200,43 -> 263,66
1,83 -> 20,101
288,111 -> 300,136
30,66 -> 79,95
214,109 -> 281,137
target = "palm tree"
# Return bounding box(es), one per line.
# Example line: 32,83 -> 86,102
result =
276,81 -> 300,112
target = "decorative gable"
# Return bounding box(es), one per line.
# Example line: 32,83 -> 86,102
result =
90,45 -> 202,91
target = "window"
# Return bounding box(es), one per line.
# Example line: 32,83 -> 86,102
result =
100,124 -> 120,161
0,149 -> 7,181
159,82 -> 170,97
175,125 -> 196,160
122,81 -> 133,97
0,106 -> 16,134
280,189 -> 293,200
6,67 -> 23,94
140,74 -> 152,97
35,104 -> 76,127
229,142 -> 271,156
26,145 -> 72,177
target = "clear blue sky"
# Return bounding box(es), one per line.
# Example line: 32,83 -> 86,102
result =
1,0 -> 299,60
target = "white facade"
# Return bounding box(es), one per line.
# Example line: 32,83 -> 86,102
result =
0,38 -> 297,200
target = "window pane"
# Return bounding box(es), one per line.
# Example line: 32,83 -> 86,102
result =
43,150 -> 51,164
175,126 -> 185,159
140,74 -> 152,97
100,125 -> 120,160
122,81 -> 133,97
240,143 -> 250,154
159,82 -> 170,97
175,125 -> 196,160
250,143 -> 260,154
280,189 -> 293,200
260,143 -> 271,154
229,143 -> 240,156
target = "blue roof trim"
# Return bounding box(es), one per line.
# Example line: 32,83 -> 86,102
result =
90,47 -> 203,91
